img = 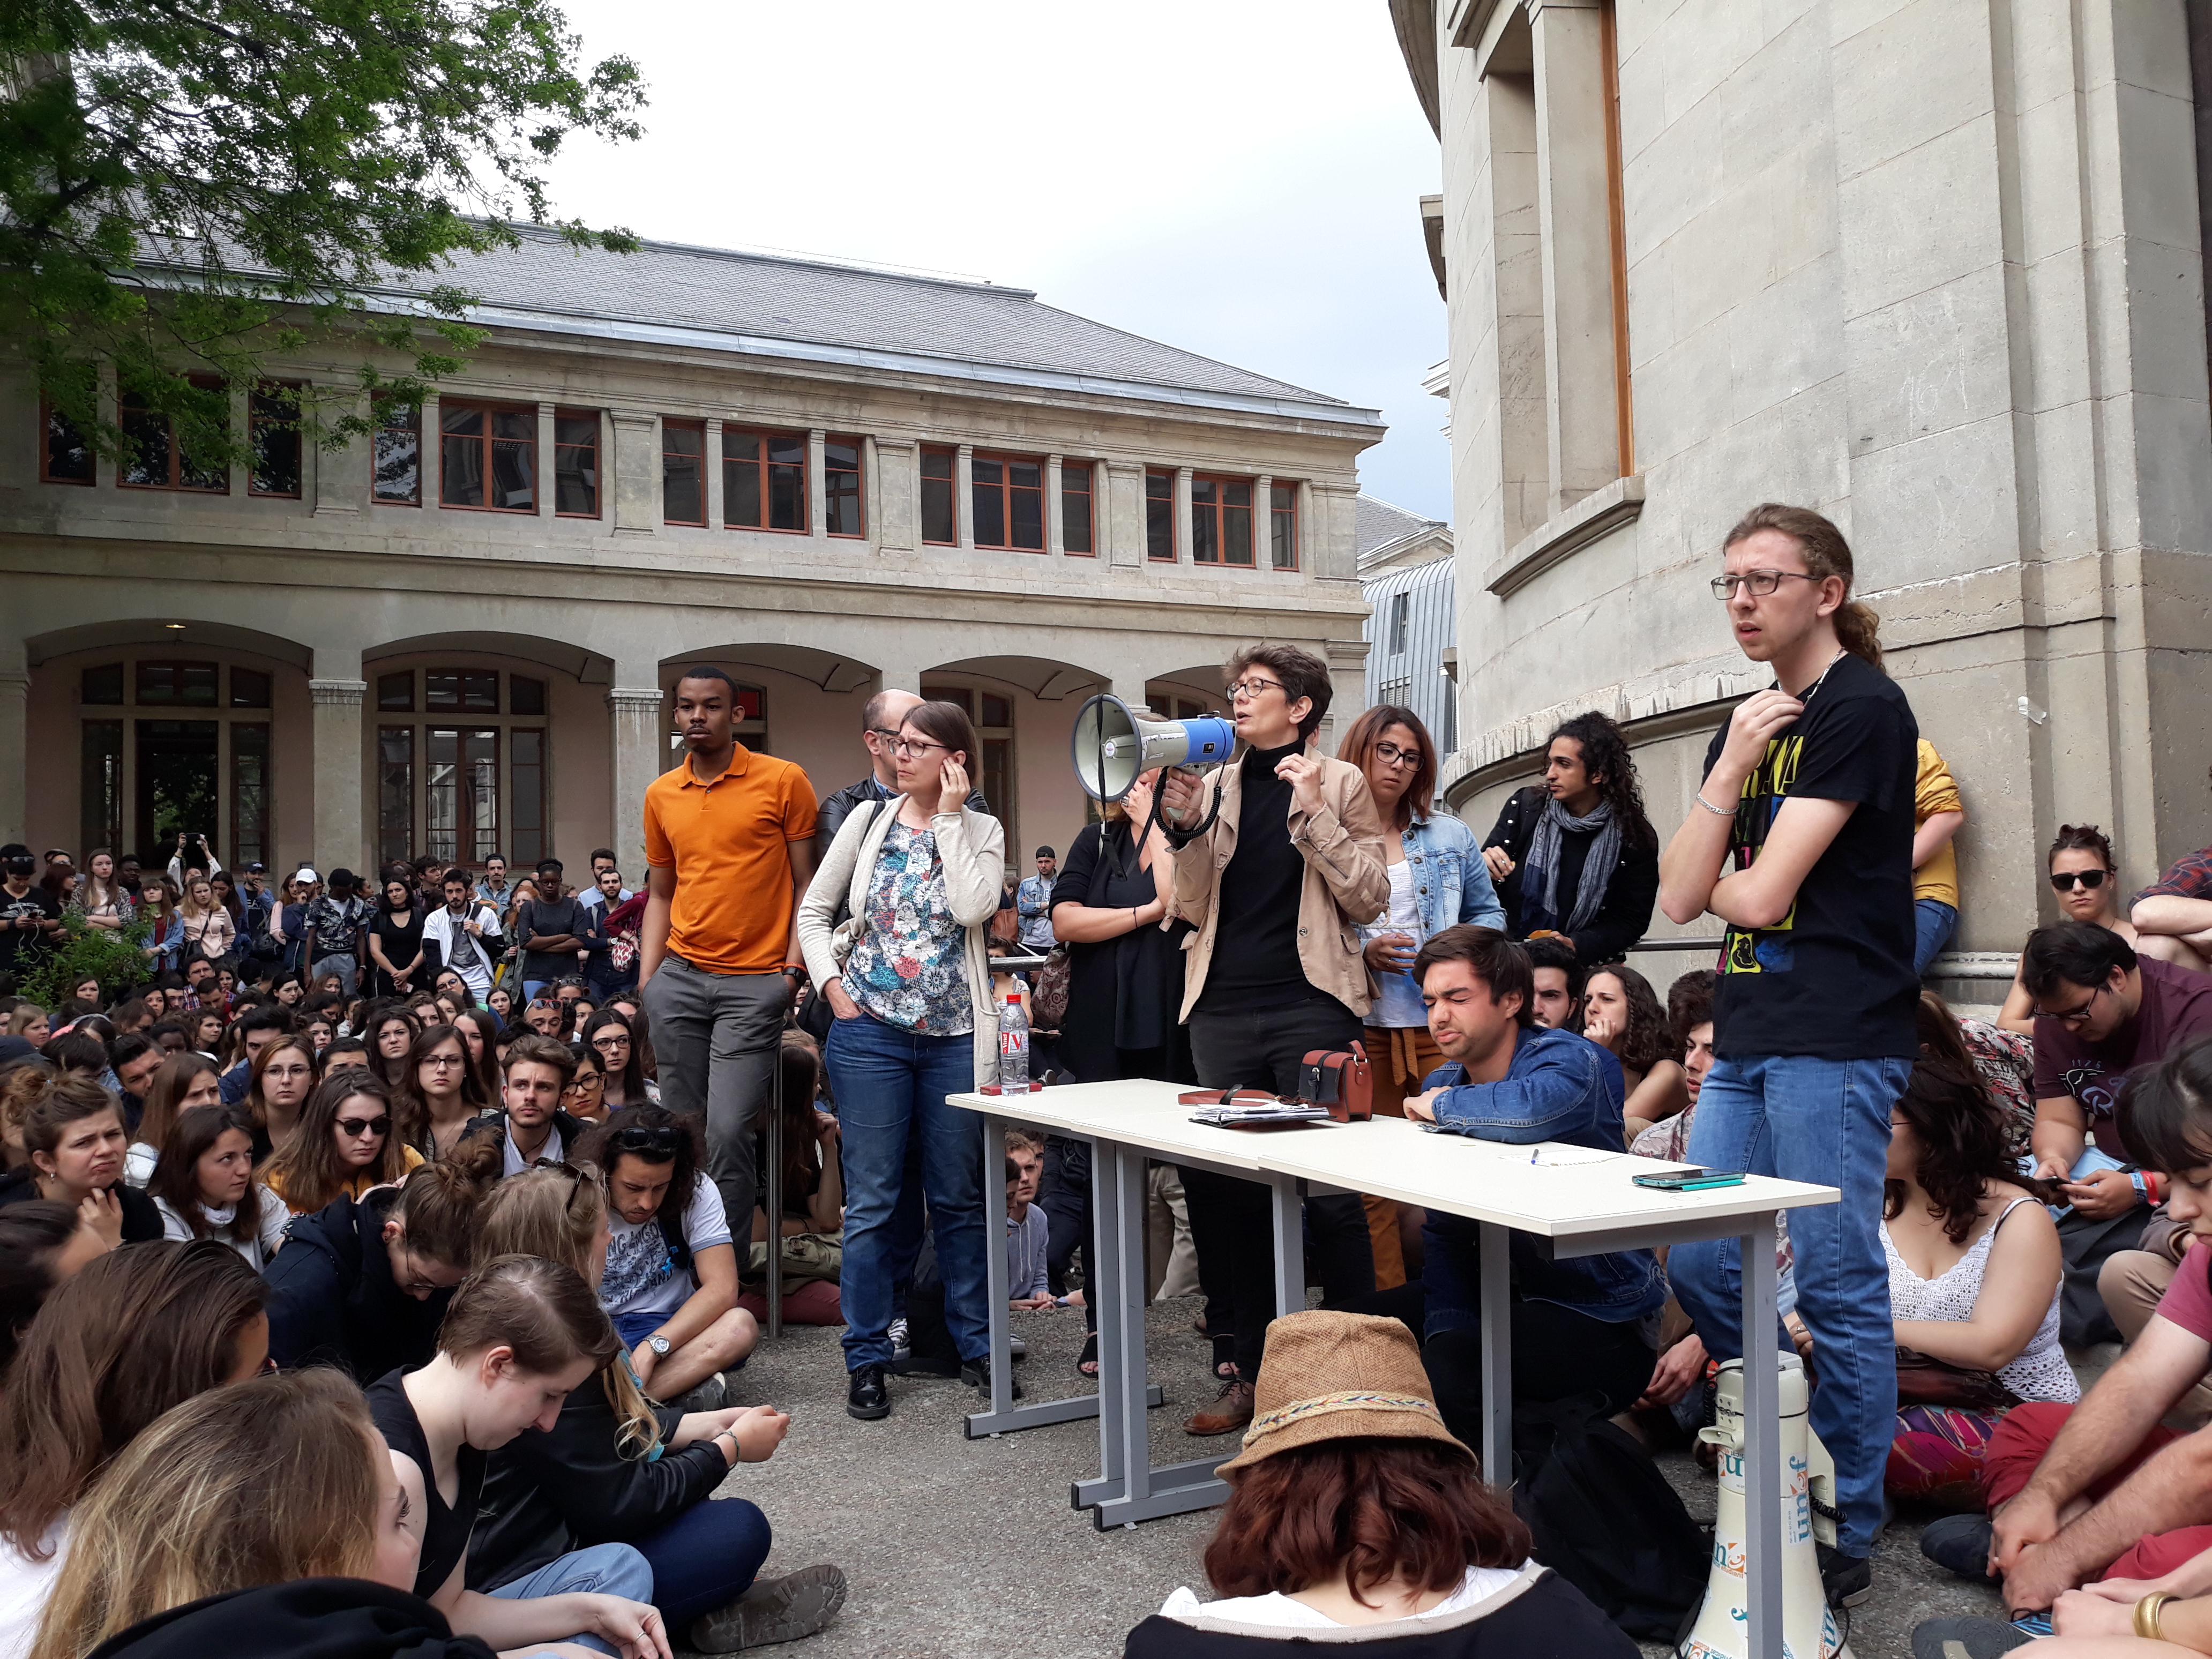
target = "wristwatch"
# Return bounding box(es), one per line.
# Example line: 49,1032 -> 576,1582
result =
646,1335 -> 671,1357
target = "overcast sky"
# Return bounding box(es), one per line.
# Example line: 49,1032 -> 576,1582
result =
533,1 -> 1451,520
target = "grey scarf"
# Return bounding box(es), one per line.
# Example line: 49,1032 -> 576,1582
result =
1521,796 -> 1621,936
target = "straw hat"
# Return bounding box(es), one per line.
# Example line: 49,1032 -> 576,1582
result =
1216,1309 -> 1472,1475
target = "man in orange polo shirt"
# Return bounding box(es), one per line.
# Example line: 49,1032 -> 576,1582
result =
640,666 -> 819,1236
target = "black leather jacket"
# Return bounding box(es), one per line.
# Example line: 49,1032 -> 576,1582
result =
467,1381 -> 728,1589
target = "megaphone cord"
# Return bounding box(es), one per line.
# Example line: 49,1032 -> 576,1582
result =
1155,768 -> 1224,850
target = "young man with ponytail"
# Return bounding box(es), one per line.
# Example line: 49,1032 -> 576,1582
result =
1658,503 -> 1921,1610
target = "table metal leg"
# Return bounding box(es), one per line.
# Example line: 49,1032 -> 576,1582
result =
764,1050 -> 782,1339
1086,1142 -> 1227,1528
1742,1214 -> 1782,1659
1479,1221 -> 1512,1490
1270,1175 -> 1306,1316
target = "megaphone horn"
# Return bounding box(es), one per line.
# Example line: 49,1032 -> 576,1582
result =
1070,694 -> 1238,802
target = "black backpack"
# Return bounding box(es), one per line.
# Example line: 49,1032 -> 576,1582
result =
1509,1394 -> 1707,1642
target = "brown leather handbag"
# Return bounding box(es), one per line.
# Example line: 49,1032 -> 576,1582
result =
1295,1043 -> 1372,1123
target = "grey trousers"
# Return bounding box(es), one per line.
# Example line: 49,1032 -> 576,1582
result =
641,956 -> 787,1237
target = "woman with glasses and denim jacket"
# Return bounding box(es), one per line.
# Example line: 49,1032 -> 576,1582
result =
1997,824 -> 2137,1035
1339,705 -> 1507,1294
797,698 -> 1006,1425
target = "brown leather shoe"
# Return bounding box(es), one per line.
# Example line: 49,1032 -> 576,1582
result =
1183,1378 -> 1255,1436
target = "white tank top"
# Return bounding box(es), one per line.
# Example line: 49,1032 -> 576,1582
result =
1882,1196 -> 2079,1404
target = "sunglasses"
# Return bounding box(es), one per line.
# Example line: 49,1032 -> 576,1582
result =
610,1125 -> 683,1154
2050,870 -> 2111,892
335,1116 -> 390,1138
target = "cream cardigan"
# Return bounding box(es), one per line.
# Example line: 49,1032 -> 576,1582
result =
796,796 -> 1007,1088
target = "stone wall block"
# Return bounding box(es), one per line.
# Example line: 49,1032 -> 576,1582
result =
1831,0 -> 1996,183
1842,262 -> 2016,454
1845,410 -> 2025,585
1835,116 -> 2006,318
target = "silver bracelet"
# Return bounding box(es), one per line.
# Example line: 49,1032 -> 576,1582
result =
1693,793 -> 1734,817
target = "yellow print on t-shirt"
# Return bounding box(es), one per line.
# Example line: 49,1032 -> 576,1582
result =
1719,734 -> 1802,975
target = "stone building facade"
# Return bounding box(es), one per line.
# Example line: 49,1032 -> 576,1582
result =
1394,0 -> 2212,986
0,229 -> 1380,881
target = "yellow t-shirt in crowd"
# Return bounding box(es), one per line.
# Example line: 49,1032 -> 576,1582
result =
1914,739 -> 1963,909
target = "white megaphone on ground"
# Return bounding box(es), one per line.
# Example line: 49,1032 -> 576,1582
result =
1070,694 -> 1237,802
1678,1354 -> 1850,1659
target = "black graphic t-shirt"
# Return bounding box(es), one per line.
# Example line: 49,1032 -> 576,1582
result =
1701,652 -> 1919,1060
0,885 -> 61,976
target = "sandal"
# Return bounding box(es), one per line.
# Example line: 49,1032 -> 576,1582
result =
1077,1333 -> 1098,1379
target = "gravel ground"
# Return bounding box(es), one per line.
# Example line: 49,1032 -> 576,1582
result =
689,1295 -> 2013,1659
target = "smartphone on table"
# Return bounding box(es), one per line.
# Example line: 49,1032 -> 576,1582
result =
1631,1167 -> 1747,1192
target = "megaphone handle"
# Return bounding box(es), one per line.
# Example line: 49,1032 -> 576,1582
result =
1158,767 -> 1225,851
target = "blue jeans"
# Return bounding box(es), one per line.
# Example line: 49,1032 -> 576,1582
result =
1914,898 -> 1958,976
826,1011 -> 987,1370
634,1498 -> 772,1626
487,1541 -> 655,1655
1670,1052 -> 1911,1556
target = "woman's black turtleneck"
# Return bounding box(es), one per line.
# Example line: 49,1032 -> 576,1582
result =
1194,740 -> 1326,1013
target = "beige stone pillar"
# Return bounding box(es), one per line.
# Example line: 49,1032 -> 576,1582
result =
1254,474 -> 1273,569
309,677 -> 368,872
1529,0 -> 1622,519
606,687 -> 666,883
1107,460 -> 1143,567
536,402 -> 556,518
313,381 -> 367,519
873,437 -> 915,551
1045,454 -> 1065,556
955,444 -> 975,552
420,392 -> 441,511
1174,466 -> 1193,564
807,429 -> 828,539
611,412 -> 659,536
0,665 -> 27,847
705,419 -> 725,527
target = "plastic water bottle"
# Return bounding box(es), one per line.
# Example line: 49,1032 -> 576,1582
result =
999,991 -> 1030,1094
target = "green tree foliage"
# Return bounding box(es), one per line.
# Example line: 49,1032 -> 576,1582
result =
0,0 -> 644,474
17,909 -> 151,1010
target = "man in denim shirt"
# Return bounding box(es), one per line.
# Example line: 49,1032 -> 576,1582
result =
1404,925 -> 1664,1445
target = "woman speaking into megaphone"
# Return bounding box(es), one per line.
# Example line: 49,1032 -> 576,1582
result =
1148,644 -> 1391,1438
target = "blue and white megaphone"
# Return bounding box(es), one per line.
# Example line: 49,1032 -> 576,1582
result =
1070,694 -> 1238,803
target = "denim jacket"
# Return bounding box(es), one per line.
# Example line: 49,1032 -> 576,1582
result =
1402,811 -> 1507,938
1422,1027 -> 1664,1320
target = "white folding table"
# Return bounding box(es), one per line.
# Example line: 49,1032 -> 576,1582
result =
946,1080 -> 1838,1659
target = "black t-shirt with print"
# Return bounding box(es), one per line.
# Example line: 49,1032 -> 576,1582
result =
0,885 -> 61,976
1701,651 -> 1920,1060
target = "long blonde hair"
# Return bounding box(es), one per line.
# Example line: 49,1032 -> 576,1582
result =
476,1168 -> 660,1460
31,1370 -> 380,1659
1723,502 -> 1884,670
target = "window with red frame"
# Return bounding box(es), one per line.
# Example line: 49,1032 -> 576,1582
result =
439,402 -> 536,512
1191,474 -> 1255,566
1060,461 -> 1094,555
1145,470 -> 1175,560
118,376 -> 229,493
372,398 -> 421,504
825,436 -> 864,536
248,383 -> 303,499
39,402 -> 93,484
662,419 -> 706,526
722,428 -> 806,532
972,452 -> 1044,551
1269,482 -> 1299,570
920,446 -> 956,545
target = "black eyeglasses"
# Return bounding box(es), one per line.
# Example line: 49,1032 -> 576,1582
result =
1710,570 -> 1827,600
611,1125 -> 683,1154
2050,870 -> 2111,892
2033,982 -> 2106,1028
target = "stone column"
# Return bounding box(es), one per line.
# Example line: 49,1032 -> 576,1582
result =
955,445 -> 975,551
808,429 -> 828,539
1174,466 -> 1193,564
309,677 -> 368,872
874,437 -> 915,551
1045,454 -> 1065,555
606,686 -> 666,883
536,402 -> 556,518
1106,460 -> 1143,567
420,393 -> 441,511
1254,474 -> 1274,569
0,664 -> 27,847
611,411 -> 659,536
1529,0 -> 1622,519
705,419 -> 725,527
313,381 -> 367,519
